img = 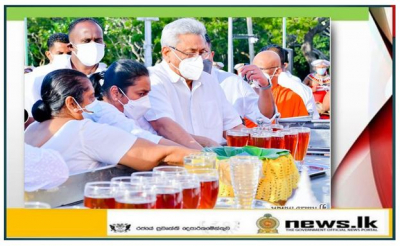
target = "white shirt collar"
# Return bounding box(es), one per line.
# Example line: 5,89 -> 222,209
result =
161,60 -> 183,84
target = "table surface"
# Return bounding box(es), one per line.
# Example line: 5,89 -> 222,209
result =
60,155 -> 331,209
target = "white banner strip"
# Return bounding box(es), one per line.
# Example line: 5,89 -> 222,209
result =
107,209 -> 391,237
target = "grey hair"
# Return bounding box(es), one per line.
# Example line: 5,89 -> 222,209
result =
161,18 -> 206,47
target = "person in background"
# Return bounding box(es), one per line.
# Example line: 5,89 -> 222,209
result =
44,33 -> 71,65
253,51 -> 308,118
262,44 -> 319,119
25,33 -> 71,119
88,59 -> 181,146
303,59 -> 331,116
204,34 -> 276,128
25,143 -> 69,192
144,18 -> 244,148
25,69 -> 196,175
25,18 -> 107,120
303,59 -> 331,92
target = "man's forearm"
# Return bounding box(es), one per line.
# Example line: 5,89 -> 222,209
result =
258,89 -> 275,119
150,118 -> 203,150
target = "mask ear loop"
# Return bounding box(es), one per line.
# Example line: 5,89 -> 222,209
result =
71,97 -> 94,114
116,87 -> 130,106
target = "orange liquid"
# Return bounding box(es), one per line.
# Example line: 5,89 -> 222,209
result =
115,200 -> 156,209
295,132 -> 311,161
84,196 -> 115,209
249,136 -> 271,148
284,133 -> 298,155
198,179 -> 219,209
271,127 -> 283,132
155,190 -> 183,209
271,136 -> 285,149
226,135 -> 249,147
182,187 -> 201,209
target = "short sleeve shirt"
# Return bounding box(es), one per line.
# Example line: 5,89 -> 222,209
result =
144,61 -> 242,144
27,119 -> 137,175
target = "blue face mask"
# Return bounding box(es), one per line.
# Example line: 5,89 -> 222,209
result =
316,68 -> 327,75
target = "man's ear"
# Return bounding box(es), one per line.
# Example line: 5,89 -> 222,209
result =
45,51 -> 52,61
161,46 -> 171,62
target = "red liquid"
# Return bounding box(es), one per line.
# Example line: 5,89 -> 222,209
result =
115,200 -> 155,209
270,136 -> 285,149
198,179 -> 219,209
182,187 -> 201,209
155,190 -> 183,209
271,126 -> 283,132
284,133 -> 298,155
249,136 -> 271,148
295,132 -> 311,161
84,196 -> 115,209
226,135 -> 249,147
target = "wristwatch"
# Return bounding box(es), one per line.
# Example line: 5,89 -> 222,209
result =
259,82 -> 272,90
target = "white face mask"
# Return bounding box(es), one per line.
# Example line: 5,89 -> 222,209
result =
72,42 -> 105,67
316,67 -> 327,75
170,49 -> 204,81
118,88 -> 151,120
82,99 -> 103,121
262,67 -> 278,82
72,98 -> 98,115
51,54 -> 71,69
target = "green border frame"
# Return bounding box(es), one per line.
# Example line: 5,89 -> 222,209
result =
3,5 -> 395,240
6,6 -> 368,20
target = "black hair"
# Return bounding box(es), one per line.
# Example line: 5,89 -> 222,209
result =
68,18 -> 102,34
205,33 -> 211,46
260,44 -> 288,66
32,69 -> 90,122
47,33 -> 69,49
89,59 -> 149,100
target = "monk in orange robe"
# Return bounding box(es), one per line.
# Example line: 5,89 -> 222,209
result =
253,51 -> 308,118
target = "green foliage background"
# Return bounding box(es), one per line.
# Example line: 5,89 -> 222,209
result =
27,17 -> 330,80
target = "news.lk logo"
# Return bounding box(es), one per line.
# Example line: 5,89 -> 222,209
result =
285,216 -> 378,232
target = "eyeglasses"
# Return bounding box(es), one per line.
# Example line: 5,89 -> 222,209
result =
169,46 -> 210,59
259,66 -> 280,71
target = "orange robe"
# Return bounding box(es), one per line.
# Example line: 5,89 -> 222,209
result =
272,84 -> 308,118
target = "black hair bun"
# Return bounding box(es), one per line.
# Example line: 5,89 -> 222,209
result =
31,99 -> 52,122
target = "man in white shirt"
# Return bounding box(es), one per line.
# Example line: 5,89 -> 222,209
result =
261,44 -> 319,119
25,18 -> 107,118
144,18 -> 244,149
204,34 -> 276,126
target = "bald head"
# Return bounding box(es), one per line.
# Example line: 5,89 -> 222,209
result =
253,50 -> 281,69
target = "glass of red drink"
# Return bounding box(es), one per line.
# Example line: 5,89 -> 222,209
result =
173,174 -> 201,209
187,168 -> 219,209
131,171 -> 161,184
249,130 -> 271,148
291,127 -> 311,165
113,186 -> 157,209
270,124 -> 284,132
149,181 -> 183,209
270,130 -> 285,149
153,166 -> 188,176
84,182 -> 116,209
226,129 -> 249,147
282,129 -> 299,156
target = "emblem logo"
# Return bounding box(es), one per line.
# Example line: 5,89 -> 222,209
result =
256,214 -> 279,234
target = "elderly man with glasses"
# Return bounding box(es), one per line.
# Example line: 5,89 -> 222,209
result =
144,18 -> 244,149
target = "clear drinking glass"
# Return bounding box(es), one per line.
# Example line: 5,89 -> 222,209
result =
113,184 -> 157,209
84,181 -> 116,209
183,152 -> 217,169
186,168 -> 219,209
226,129 -> 249,147
291,127 -> 311,165
24,201 -> 51,209
229,156 -> 262,209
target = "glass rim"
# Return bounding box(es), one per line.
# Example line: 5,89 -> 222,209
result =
290,127 -> 311,132
84,181 -> 113,188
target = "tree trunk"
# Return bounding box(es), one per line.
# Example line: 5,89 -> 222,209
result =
301,18 -> 330,72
